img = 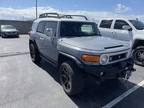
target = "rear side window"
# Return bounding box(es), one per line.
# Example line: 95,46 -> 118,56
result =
32,22 -> 37,31
37,21 -> 45,33
114,20 -> 129,30
99,20 -> 113,28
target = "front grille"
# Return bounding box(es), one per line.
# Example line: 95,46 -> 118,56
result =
109,53 -> 127,62
6,32 -> 17,35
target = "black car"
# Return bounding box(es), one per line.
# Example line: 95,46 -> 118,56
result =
0,25 -> 19,38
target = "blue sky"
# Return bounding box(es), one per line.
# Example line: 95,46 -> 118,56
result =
0,0 -> 143,15
0,0 -> 144,20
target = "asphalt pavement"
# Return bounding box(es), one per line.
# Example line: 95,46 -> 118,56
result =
0,35 -> 144,108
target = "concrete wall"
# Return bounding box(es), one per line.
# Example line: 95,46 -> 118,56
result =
0,20 -> 33,34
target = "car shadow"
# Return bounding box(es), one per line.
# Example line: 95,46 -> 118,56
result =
36,59 -> 137,108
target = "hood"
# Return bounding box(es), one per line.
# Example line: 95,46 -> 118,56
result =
61,36 -> 130,51
1,29 -> 18,32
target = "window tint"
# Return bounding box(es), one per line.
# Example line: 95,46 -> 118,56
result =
37,21 -> 45,33
100,20 -> 113,28
129,20 -> 144,30
60,22 -> 98,37
44,21 -> 57,36
114,20 -> 129,30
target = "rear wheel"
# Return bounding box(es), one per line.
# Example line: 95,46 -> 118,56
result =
29,43 -> 41,64
59,61 -> 84,96
133,46 -> 144,66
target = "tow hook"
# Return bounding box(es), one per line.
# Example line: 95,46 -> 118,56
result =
125,68 -> 136,80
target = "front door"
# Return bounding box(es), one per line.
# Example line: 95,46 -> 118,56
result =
43,21 -> 58,62
113,20 -> 133,41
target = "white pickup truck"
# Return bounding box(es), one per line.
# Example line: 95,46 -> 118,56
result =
98,18 -> 144,66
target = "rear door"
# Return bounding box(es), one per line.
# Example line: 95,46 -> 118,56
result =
98,20 -> 113,38
113,20 -> 132,41
35,21 -> 46,55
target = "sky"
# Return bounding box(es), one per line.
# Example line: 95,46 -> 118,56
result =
0,0 -> 144,20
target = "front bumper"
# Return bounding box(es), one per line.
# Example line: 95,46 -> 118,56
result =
2,32 -> 19,37
83,58 -> 134,79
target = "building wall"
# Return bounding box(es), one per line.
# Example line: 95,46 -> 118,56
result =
0,20 -> 33,34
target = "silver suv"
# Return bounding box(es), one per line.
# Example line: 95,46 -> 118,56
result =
29,13 -> 134,96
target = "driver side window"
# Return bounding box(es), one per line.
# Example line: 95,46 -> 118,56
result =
44,21 -> 57,36
114,20 -> 130,30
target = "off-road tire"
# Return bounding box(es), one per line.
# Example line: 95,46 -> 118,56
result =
59,61 -> 84,96
133,46 -> 144,66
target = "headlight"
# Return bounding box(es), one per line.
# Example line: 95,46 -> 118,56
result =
100,54 -> 109,65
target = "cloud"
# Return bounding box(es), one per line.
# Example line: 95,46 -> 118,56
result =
0,6 -> 144,22
0,7 -> 60,20
115,3 -> 131,14
0,7 -> 119,22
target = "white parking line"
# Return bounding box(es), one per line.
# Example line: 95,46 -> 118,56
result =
102,80 -> 144,108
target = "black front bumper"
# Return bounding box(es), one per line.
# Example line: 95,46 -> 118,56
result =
2,32 -> 19,37
83,58 -> 134,79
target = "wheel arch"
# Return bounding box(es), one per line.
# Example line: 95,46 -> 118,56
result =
133,39 -> 144,49
58,52 -> 84,69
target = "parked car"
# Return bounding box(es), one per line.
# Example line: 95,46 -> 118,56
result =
29,13 -> 135,96
98,18 -> 144,66
0,25 -> 19,38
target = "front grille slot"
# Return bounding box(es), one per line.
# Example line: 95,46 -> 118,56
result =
104,45 -> 123,49
109,53 -> 127,62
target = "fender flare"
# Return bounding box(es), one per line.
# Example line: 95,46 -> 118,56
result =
59,52 -> 84,69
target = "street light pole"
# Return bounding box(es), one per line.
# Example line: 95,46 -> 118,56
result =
36,0 -> 38,19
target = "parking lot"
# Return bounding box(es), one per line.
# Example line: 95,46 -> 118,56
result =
0,35 -> 144,108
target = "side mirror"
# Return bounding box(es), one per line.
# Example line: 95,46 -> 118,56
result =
122,25 -> 132,31
44,28 -> 53,36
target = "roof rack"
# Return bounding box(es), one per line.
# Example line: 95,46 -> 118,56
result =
39,13 -> 88,20
61,15 -> 88,20
39,13 -> 60,18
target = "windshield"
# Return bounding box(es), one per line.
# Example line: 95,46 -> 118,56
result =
1,25 -> 16,29
60,21 -> 98,37
129,20 -> 144,30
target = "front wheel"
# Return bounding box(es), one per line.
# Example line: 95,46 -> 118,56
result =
133,46 -> 144,66
1,34 -> 6,38
59,61 -> 84,96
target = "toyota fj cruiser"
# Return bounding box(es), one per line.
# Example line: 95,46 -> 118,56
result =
98,18 -> 144,66
29,13 -> 134,96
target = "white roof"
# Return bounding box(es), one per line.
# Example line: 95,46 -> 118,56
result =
34,17 -> 94,23
99,17 -> 138,21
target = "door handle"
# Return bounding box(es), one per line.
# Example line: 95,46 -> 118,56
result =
40,37 -> 44,40
112,32 -> 115,34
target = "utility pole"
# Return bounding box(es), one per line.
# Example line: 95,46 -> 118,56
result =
36,0 -> 38,19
